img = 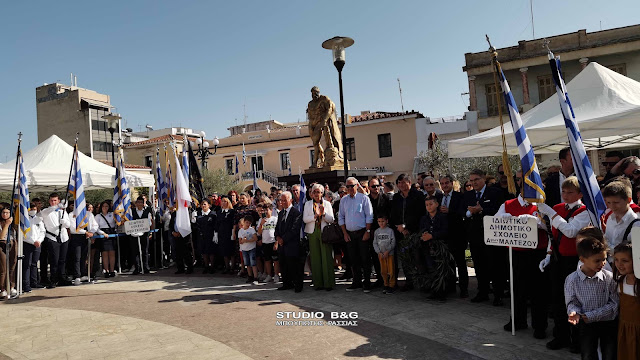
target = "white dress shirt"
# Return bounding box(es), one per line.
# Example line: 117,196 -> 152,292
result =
551,200 -> 590,239
604,207 -> 639,254
40,206 -> 71,243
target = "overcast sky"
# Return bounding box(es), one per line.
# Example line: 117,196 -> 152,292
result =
1,0 -> 638,163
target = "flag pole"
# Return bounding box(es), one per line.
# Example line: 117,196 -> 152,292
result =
6,133 -> 22,299
486,36 -> 516,335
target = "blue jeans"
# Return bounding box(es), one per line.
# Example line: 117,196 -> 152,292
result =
242,248 -> 257,267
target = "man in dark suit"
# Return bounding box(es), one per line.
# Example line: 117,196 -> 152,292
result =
460,169 -> 505,305
439,174 -> 468,298
275,191 -> 304,292
422,176 -> 444,203
544,147 -> 573,207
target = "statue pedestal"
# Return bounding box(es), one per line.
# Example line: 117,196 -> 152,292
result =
278,168 -> 378,191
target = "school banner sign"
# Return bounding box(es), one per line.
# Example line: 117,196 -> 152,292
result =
483,216 -> 538,249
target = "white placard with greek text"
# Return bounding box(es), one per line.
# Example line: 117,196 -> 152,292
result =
483,216 -> 538,249
124,219 -> 150,235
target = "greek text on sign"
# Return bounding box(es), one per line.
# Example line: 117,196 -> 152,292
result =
124,219 -> 150,235
483,216 -> 538,249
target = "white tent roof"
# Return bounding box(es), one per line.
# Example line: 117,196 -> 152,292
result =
448,62 -> 640,158
0,135 -> 154,192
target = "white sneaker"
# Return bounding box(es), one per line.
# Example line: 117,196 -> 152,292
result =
10,288 -> 17,296
273,275 -> 280,283
80,276 -> 89,282
264,275 -> 272,283
73,278 -> 81,286
1,290 -> 6,298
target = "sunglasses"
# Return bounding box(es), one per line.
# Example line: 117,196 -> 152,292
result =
370,184 -> 381,188
465,184 -> 473,187
633,169 -> 640,175
346,184 -> 356,189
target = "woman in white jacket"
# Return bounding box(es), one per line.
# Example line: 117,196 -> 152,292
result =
303,183 -> 335,290
23,206 -> 45,293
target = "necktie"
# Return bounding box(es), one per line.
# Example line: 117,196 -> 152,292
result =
444,194 -> 450,208
476,192 -> 481,201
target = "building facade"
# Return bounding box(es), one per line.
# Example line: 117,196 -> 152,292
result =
463,24 -> 640,172
36,83 -> 121,161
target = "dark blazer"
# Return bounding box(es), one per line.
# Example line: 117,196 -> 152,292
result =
544,172 -> 562,207
390,188 -> 426,233
460,185 -> 504,234
419,212 -> 449,243
275,206 -> 303,257
369,192 -> 392,231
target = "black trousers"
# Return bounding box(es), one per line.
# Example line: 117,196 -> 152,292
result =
22,242 -> 41,290
490,246 -> 508,298
47,240 -> 69,285
512,250 -> 549,330
70,234 -> 88,279
39,238 -> 49,285
448,237 -> 469,291
550,255 -> 579,343
469,235 -> 491,295
282,255 -> 305,290
129,234 -> 149,271
346,229 -> 371,286
175,234 -> 193,271
368,240 -> 382,282
578,320 -> 617,360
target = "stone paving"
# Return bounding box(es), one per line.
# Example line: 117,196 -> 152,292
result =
0,270 -> 580,360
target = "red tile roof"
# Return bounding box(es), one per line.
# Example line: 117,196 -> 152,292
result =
348,111 -> 425,123
97,160 -> 151,169
122,134 -> 199,148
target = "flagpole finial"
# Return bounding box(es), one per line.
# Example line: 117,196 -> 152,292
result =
17,132 -> 22,143
74,132 -> 80,143
542,38 -> 551,53
485,35 -> 495,52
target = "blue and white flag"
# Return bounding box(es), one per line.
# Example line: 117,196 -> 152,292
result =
165,147 -> 175,210
155,147 -> 167,216
13,149 -> 30,237
113,150 -> 132,226
548,51 -> 606,228
298,172 -> 306,238
68,144 -> 88,231
242,142 -> 247,165
495,63 -> 545,203
182,136 -> 189,183
235,154 -> 239,175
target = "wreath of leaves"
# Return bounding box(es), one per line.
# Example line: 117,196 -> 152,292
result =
397,233 -> 456,293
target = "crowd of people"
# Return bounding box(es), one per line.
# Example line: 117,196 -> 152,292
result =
1,149 -> 640,359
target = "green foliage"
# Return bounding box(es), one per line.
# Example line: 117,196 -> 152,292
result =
417,138 -> 520,183
84,189 -> 113,207
202,168 -> 243,196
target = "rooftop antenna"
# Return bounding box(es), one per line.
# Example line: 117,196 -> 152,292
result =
530,0 -> 535,39
600,21 -> 602,31
70,73 -> 73,87
397,78 -> 407,121
243,103 -> 248,131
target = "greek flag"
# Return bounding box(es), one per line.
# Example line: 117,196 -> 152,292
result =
156,148 -> 167,216
165,147 -> 175,210
242,142 -> 247,165
113,150 -> 132,225
68,144 -> 88,231
13,149 -> 30,237
235,154 -> 239,175
548,51 -> 606,228
495,62 -> 545,203
182,137 -> 189,182
298,172 -> 306,238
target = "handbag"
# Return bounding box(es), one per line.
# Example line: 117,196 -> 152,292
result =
321,222 -> 343,244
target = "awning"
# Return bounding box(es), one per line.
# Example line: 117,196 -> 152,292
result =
82,98 -> 113,109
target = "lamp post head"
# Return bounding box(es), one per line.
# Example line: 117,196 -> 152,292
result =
213,136 -> 220,154
102,113 -> 122,134
196,137 -> 203,146
203,141 -> 210,148
322,36 -> 354,72
199,130 -> 206,138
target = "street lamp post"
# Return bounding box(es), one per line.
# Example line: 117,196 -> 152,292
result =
192,131 -> 219,169
322,36 -> 354,181
103,113 -> 122,167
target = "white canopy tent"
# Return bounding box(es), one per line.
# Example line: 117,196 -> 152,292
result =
448,62 -> 640,158
0,135 -> 154,192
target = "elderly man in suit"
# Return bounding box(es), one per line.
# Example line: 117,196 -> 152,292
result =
460,169 -> 505,305
544,147 -> 574,207
275,191 -> 304,292
439,174 -> 468,298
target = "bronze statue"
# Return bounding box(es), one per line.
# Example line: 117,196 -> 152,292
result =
306,86 -> 344,168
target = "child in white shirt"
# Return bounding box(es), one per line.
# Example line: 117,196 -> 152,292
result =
238,215 -> 258,284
